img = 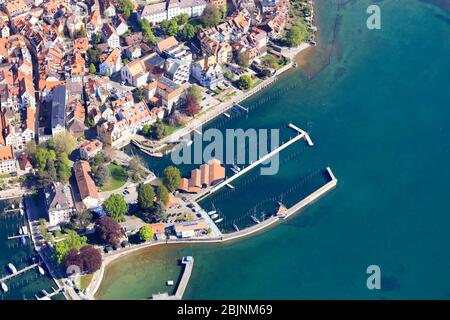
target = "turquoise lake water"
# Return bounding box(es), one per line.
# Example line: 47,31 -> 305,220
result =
98,0 -> 450,299
25,0 -> 450,300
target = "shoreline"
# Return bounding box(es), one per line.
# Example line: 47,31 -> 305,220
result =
133,42 -> 312,156
88,167 -> 337,299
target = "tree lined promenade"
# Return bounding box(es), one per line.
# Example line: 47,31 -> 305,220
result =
155,44 -> 310,148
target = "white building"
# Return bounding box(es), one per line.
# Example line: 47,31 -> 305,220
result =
44,183 -> 76,227
0,146 -> 16,174
164,58 -> 190,84
139,0 -> 207,25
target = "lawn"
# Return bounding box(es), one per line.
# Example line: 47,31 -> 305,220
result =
79,274 -> 94,291
99,164 -> 128,192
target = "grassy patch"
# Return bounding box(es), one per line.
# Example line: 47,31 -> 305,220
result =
79,274 -> 94,290
100,164 -> 128,192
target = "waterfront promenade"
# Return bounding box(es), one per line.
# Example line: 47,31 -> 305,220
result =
87,167 -> 337,299
133,43 -> 311,156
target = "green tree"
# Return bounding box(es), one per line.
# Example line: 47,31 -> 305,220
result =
33,147 -> 49,172
162,166 -> 181,192
89,63 -> 97,74
45,158 -> 57,181
103,194 -> 128,222
141,19 -> 156,44
133,86 -> 146,101
286,23 -> 308,47
180,23 -> 196,41
53,230 -> 88,264
201,4 -> 221,27
139,225 -> 154,241
163,18 -> 179,36
239,75 -> 253,90
128,156 -> 146,181
151,121 -> 167,139
95,163 -> 111,186
116,0 -> 133,18
138,184 -> 155,210
178,13 -> 189,25
156,185 -> 170,206
24,140 -> 37,158
187,84 -> 202,101
236,52 -> 250,68
53,131 -> 77,155
57,153 -> 72,184
71,210 -> 93,231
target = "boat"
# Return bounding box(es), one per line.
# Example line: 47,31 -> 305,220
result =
20,209 -> 24,216
232,164 -> 241,172
20,236 -> 26,246
185,140 -> 193,147
226,184 -> 234,189
223,112 -> 231,118
230,167 -> 239,174
19,203 -> 23,208
41,289 -> 49,296
19,228 -> 23,235
233,223 -> 239,232
21,226 -> 28,235
11,204 -> 15,209
1,282 -> 8,292
166,280 -> 174,286
38,266 -> 45,276
8,263 -> 17,274
207,210 -> 217,216
210,214 -> 219,219
214,218 -> 223,223
251,215 -> 260,224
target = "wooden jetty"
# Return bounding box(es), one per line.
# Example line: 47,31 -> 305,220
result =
152,257 -> 194,300
0,263 -> 39,283
36,287 -> 64,300
195,123 -> 313,201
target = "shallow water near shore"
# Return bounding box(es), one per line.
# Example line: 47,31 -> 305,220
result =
99,0 -> 450,299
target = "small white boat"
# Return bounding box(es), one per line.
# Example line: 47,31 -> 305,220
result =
21,226 -> 28,235
1,282 -> 8,292
223,112 -> 231,118
11,204 -> 15,209
207,210 -> 217,216
20,209 -> 24,216
19,228 -> 23,235
232,164 -> 241,172
8,263 -> 17,274
166,280 -> 174,286
210,214 -> 218,219
186,140 -> 193,146
38,266 -> 45,276
19,203 -> 23,208
214,218 -> 223,223
251,215 -> 261,224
